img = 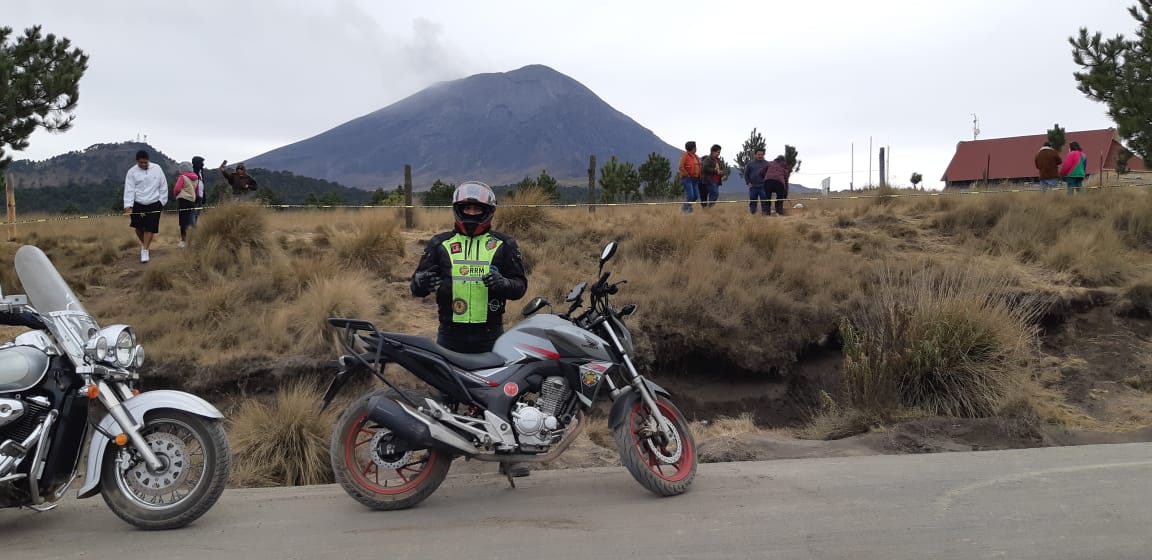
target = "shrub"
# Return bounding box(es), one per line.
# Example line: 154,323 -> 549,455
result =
840,263 -> 1043,418
229,383 -> 338,486
495,186 -> 558,239
330,218 -> 405,277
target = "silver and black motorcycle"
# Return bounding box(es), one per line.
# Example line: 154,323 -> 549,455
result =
0,245 -> 230,530
322,241 -> 696,510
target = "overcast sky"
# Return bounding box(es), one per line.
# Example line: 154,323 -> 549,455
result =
4,0 -> 1139,189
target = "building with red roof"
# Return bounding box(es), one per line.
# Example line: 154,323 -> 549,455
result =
941,128 -> 1146,188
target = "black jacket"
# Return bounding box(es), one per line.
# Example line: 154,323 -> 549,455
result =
0,310 -> 46,330
410,230 -> 528,327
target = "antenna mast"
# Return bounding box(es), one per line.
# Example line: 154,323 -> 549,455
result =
971,113 -> 980,140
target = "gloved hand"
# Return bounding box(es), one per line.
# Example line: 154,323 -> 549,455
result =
482,269 -> 511,293
414,270 -> 442,292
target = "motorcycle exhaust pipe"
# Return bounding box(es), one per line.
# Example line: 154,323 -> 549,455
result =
365,395 -> 477,455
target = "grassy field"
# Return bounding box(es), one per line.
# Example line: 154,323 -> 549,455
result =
4,184 -> 1152,485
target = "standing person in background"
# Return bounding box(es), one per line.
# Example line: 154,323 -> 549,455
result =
191,156 -> 207,221
174,161 -> 199,248
1034,142 -> 1062,192
762,155 -> 791,216
744,148 -> 770,215
677,141 -> 701,214
1060,141 -> 1088,194
699,144 -> 724,209
219,160 -> 258,201
123,149 -> 168,263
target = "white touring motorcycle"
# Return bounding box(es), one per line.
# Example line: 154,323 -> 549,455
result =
322,241 -> 697,510
0,245 -> 230,530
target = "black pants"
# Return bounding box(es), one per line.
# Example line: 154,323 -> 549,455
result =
766,180 -> 788,215
437,323 -> 504,353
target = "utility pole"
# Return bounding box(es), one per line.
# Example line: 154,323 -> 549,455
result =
588,155 -> 596,214
879,147 -> 887,187
868,136 -> 873,188
850,142 -> 855,191
5,173 -> 16,241
972,113 -> 980,141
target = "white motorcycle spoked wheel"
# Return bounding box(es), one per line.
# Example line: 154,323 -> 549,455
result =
330,389 -> 452,511
100,410 -> 231,530
614,395 -> 697,497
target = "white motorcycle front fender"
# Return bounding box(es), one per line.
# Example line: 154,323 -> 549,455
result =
76,390 -> 224,499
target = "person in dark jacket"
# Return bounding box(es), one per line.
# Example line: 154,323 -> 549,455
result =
698,144 -> 724,208
763,155 -> 791,216
1034,142 -> 1062,192
410,181 -> 531,477
218,160 -> 258,200
743,148 -> 770,215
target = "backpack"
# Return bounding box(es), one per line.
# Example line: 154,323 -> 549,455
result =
177,175 -> 198,202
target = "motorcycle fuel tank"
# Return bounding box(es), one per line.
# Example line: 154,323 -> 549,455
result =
0,345 -> 50,393
494,314 -> 614,363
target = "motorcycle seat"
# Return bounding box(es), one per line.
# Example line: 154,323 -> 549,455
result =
369,333 -> 507,371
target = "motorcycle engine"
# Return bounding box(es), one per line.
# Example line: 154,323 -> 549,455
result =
512,376 -> 572,449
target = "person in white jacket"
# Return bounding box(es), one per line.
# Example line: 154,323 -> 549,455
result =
123,149 -> 169,263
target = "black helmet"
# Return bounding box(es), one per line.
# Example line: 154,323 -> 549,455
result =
452,181 -> 497,236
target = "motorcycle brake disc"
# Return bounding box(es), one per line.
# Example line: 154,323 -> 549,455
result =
123,431 -> 192,498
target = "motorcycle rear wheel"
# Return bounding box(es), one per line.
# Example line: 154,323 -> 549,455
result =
100,410 -> 231,530
330,389 -> 451,511
614,395 -> 697,496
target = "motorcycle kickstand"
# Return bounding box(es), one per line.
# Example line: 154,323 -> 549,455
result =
500,462 -> 517,489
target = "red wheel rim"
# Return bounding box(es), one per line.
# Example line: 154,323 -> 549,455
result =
344,414 -> 437,495
627,401 -> 694,482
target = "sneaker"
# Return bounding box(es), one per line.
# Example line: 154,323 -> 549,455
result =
140,249 -> 150,263
178,241 -> 186,249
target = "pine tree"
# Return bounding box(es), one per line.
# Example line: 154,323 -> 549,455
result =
599,156 -> 641,203
0,26 -> 89,172
784,145 -> 802,173
1070,1 -> 1152,159
1047,124 -> 1066,151
910,172 -> 923,189
638,152 -> 674,199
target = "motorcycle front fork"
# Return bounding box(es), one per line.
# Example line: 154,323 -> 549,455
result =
94,381 -> 163,471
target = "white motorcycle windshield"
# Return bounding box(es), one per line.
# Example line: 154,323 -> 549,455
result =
14,245 -> 100,361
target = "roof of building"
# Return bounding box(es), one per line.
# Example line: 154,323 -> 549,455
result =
941,128 -> 1145,182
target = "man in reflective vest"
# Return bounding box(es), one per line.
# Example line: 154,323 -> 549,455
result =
410,181 -> 531,477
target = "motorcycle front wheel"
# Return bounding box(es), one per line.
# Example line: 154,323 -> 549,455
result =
330,389 -> 452,511
614,394 -> 697,496
100,410 -> 231,530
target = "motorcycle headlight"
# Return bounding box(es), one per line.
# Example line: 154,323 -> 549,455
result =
115,330 -> 135,367
85,336 -> 110,362
133,345 -> 145,368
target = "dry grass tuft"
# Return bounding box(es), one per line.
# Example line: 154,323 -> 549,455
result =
329,217 -> 406,277
193,204 -> 272,272
229,383 -> 338,487
840,262 -> 1044,418
271,271 -> 381,356
495,186 -> 559,239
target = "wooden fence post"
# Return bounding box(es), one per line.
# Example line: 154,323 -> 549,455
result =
588,155 -> 596,214
5,173 -> 15,241
404,165 -> 414,229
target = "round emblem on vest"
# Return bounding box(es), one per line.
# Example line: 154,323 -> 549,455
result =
488,299 -> 500,312
458,265 -> 469,276
452,298 -> 468,315
486,237 -> 498,250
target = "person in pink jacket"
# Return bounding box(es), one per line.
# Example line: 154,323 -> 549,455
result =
1060,141 -> 1088,194
173,161 -> 202,248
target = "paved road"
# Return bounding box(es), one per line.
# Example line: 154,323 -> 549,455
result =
3,443 -> 1151,560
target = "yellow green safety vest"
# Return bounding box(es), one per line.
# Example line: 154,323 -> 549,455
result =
443,233 -> 503,323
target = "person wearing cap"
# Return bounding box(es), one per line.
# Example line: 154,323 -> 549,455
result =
218,159 -> 258,201
123,149 -> 168,263
410,180 -> 531,477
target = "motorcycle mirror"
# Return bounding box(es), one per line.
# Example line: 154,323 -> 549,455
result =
619,304 -> 638,317
521,297 -> 550,317
599,241 -> 618,267
565,282 -> 587,303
